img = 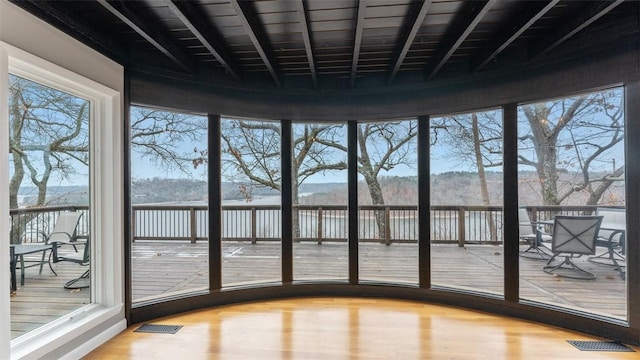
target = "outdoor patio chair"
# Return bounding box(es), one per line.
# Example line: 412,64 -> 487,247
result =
542,215 -> 603,280
50,213 -> 89,289
518,208 -> 552,260
588,207 -> 626,278
11,211 -> 82,289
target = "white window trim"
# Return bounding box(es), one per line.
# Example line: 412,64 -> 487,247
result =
0,41 -> 125,359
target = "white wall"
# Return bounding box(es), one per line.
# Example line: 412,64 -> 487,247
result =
0,1 -> 122,91
0,1 -> 125,359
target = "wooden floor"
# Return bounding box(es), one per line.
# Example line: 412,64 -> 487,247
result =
84,297 -> 638,360
11,241 -> 628,340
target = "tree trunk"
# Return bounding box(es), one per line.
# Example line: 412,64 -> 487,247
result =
471,114 -> 497,241
9,93 -> 25,244
364,175 -> 387,243
586,166 -> 625,205
291,175 -> 301,240
539,140 -> 560,205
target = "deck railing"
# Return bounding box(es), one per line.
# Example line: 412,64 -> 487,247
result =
9,204 -> 612,246
9,205 -> 90,244
126,204 -> 605,245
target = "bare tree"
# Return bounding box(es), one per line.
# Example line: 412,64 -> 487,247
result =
218,119 -> 418,241
357,121 -> 418,239
9,75 -> 89,243
431,111 -> 503,240
220,120 -> 347,237
130,106 -> 208,176
518,89 -> 624,206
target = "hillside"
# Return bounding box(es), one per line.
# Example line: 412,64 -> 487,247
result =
127,171 -> 625,206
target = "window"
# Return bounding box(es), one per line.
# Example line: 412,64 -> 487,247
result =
358,120 -> 418,284
8,73 -> 91,338
220,118 -> 282,286
517,87 -> 626,319
130,106 -> 208,303
292,122 -> 348,281
1,41 -> 123,356
430,109 -> 504,295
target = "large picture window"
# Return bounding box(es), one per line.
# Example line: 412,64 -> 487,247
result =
430,109 -> 504,295
8,74 -> 91,338
517,87 -> 626,319
357,119 -> 418,284
292,122 -> 349,281
2,41 -> 122,357
220,118 -> 282,286
130,106 -> 209,303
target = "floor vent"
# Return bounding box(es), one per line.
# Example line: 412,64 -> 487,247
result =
567,340 -> 634,352
134,324 -> 182,334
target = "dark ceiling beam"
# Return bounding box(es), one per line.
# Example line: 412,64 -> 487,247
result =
9,0 -> 128,63
164,0 -> 242,81
388,0 -> 433,85
296,0 -> 317,87
229,0 -> 282,87
427,0 -> 498,80
96,0 -> 197,74
350,0 -> 367,88
530,0 -> 625,60
474,0 -> 559,72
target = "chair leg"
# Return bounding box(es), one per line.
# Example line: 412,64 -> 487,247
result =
64,269 -> 90,289
19,255 -> 25,286
10,251 -> 17,292
588,246 -> 625,280
39,250 -> 46,274
47,251 -> 58,276
520,243 -> 551,260
589,247 -> 625,266
520,238 -> 551,260
543,256 -> 596,280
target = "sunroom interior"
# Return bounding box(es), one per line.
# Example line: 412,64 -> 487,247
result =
1,0 -> 639,358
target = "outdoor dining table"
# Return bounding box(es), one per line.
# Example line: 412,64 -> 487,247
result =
9,243 -> 56,292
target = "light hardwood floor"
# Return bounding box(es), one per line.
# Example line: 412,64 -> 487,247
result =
84,297 -> 638,359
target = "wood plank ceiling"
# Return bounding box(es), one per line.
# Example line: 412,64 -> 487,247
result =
10,0 -> 639,92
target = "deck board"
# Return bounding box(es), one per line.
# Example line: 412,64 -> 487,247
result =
11,241 -> 628,340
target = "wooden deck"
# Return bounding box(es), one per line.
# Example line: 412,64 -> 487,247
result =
11,241 -> 627,340
10,256 -> 90,339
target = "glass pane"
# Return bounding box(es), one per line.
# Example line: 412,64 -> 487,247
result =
130,106 -> 208,303
221,118 -> 281,286
517,87 -> 626,319
292,123 -> 348,281
357,120 -> 418,284
430,110 -> 504,295
9,74 -> 91,338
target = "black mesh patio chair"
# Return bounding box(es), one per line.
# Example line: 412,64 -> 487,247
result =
588,207 -> 626,279
518,208 -> 552,260
542,215 -> 603,280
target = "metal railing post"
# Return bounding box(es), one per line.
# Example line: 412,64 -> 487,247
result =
317,207 -> 323,245
251,207 -> 257,244
385,206 -> 391,246
131,209 -> 136,243
189,207 -> 197,243
458,207 -> 465,247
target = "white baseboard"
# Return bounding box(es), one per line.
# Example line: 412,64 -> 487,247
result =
59,319 -> 127,360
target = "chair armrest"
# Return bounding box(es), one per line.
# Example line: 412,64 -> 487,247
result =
51,239 -> 88,264
47,231 -> 75,244
19,230 -> 47,243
